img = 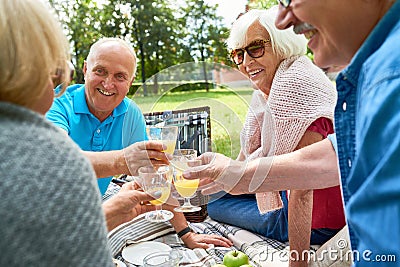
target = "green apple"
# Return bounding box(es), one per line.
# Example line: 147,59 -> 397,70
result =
239,265 -> 254,267
211,264 -> 227,267
223,250 -> 249,267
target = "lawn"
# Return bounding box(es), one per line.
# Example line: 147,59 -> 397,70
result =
129,87 -> 254,158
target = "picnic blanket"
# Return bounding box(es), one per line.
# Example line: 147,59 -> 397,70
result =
104,183 -> 289,266
107,214 -> 289,267
104,183 -> 352,267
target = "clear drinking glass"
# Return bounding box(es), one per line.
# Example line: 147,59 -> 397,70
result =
146,125 -> 179,155
171,149 -> 202,212
142,250 -> 182,267
138,165 -> 174,222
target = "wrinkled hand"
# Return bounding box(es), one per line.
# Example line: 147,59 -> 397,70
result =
182,152 -> 249,195
181,232 -> 233,249
103,182 -> 156,231
123,141 -> 170,176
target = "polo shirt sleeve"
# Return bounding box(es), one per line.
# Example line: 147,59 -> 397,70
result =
121,101 -> 148,147
46,96 -> 71,134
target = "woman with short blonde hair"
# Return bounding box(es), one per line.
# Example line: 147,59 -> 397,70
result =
0,0 -> 113,266
0,0 -> 70,113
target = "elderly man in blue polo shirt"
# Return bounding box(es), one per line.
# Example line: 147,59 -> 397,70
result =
47,37 -> 153,195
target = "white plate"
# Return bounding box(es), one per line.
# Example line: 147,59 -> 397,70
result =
121,241 -> 172,266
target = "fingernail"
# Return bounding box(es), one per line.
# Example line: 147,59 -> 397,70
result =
182,171 -> 190,178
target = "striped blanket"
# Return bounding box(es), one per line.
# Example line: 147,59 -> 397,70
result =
104,183 -> 352,267
107,214 -> 289,267
104,182 -> 289,266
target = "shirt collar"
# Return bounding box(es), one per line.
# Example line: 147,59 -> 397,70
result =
72,84 -> 90,114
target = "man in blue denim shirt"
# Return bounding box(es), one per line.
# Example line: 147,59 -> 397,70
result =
186,0 -> 399,265
274,0 -> 400,264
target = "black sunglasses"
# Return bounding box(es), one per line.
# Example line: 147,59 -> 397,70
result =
230,39 -> 271,65
278,0 -> 291,8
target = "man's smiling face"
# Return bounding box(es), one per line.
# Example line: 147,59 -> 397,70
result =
83,40 -> 135,121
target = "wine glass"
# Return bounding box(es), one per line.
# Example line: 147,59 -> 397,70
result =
146,125 -> 179,155
143,250 -> 182,267
138,165 -> 174,222
171,149 -> 202,212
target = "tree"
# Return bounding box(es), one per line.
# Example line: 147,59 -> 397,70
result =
180,0 -> 229,92
48,0 -> 104,83
248,0 -> 276,9
47,0 -> 229,94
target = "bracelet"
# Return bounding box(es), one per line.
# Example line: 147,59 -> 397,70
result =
177,226 -> 192,238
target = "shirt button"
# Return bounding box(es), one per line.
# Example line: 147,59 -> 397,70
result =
342,101 -> 347,111
348,158 -> 352,168
97,129 -> 101,134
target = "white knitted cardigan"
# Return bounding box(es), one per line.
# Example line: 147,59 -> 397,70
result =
240,55 -> 337,213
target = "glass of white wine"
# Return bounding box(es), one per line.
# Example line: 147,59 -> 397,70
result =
171,149 -> 202,212
138,165 -> 174,222
146,125 -> 178,155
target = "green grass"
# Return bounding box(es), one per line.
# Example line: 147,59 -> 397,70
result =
130,87 -> 254,158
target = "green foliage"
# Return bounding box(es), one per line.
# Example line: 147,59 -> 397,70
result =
47,0 -> 229,88
49,0 -> 104,82
249,0 -> 276,9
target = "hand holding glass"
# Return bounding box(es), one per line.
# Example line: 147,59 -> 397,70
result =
146,126 -> 178,155
171,149 -> 202,212
138,165 -> 174,222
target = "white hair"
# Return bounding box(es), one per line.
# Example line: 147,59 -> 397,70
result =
227,6 -> 307,59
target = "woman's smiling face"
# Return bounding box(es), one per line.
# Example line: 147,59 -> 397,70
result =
237,21 -> 282,96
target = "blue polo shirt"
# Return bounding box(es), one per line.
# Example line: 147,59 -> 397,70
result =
334,1 -> 400,265
46,84 -> 147,195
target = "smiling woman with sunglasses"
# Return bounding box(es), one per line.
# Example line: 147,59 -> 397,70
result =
230,39 -> 271,65
206,6 -> 345,266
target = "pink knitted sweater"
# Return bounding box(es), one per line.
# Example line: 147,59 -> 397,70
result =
240,55 -> 337,213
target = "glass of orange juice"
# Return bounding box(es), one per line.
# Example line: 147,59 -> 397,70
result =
138,165 -> 174,222
146,125 -> 178,155
171,149 -> 202,212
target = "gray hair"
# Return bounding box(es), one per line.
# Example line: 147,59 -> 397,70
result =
227,6 -> 307,59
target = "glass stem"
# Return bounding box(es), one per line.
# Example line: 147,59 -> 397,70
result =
155,204 -> 163,219
182,198 -> 192,207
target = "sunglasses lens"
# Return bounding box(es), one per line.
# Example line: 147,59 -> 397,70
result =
279,0 -> 290,7
247,45 -> 264,58
231,50 -> 244,65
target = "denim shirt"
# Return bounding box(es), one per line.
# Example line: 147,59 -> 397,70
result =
335,1 -> 400,264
